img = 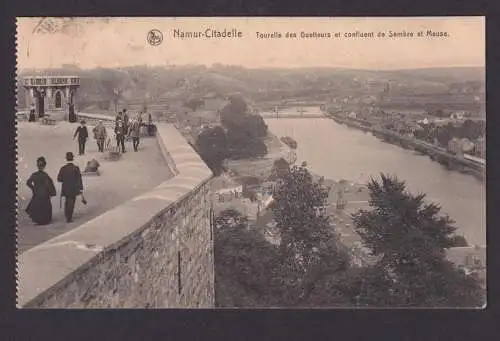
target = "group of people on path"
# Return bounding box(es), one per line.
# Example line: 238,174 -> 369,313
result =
114,109 -> 151,153
25,152 -> 85,225
72,109 -> 154,155
24,109 -> 155,227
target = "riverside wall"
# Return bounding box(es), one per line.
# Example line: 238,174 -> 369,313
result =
17,114 -> 215,308
327,113 -> 485,179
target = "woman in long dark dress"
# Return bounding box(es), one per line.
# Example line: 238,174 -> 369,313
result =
28,104 -> 36,122
25,157 -> 57,225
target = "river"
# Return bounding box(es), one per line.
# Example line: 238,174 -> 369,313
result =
264,109 -> 486,246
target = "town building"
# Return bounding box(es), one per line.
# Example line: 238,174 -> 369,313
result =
186,93 -> 229,127
22,75 -> 80,118
417,117 -> 429,125
448,138 -> 475,155
450,111 -> 465,120
211,175 -> 244,203
347,111 -> 357,119
446,245 -> 486,288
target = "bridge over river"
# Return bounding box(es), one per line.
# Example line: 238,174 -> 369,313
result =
258,106 -> 326,119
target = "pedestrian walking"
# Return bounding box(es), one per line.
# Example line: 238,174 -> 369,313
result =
147,112 -> 154,136
25,156 -> 57,225
92,120 -> 108,152
115,120 -> 127,153
115,111 -> 123,123
73,120 -> 89,155
68,103 -> 77,123
128,118 -> 141,152
57,152 -> 84,223
28,103 -> 36,122
123,109 -> 130,134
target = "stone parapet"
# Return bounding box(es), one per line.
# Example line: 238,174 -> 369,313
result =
18,113 -> 215,308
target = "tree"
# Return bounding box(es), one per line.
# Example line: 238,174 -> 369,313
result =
270,162 -> 350,305
225,128 -> 268,159
218,95 -> 269,159
459,119 -> 485,140
194,126 -> 227,175
449,235 -> 468,247
310,264 -> 394,307
96,69 -> 132,112
220,94 -> 248,122
351,174 -> 484,307
436,123 -> 455,147
269,157 -> 290,181
214,209 -> 280,306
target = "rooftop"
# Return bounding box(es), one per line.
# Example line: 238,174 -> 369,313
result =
445,245 -> 486,270
22,76 -> 80,87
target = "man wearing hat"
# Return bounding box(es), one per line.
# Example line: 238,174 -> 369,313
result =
73,120 -> 89,155
92,120 -> 107,152
122,109 -> 130,134
57,152 -> 84,223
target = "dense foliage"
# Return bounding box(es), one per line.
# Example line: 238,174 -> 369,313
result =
221,95 -> 268,159
350,174 -> 484,307
269,163 -> 350,305
215,164 -> 351,307
214,209 -> 281,307
214,171 -> 484,308
269,157 -> 290,181
194,96 -> 268,170
414,119 -> 485,149
194,126 -> 227,176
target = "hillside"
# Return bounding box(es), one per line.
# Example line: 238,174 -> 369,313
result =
17,65 -> 485,110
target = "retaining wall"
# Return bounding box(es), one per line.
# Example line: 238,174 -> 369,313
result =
17,113 -> 215,308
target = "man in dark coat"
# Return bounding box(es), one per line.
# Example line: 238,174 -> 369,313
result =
73,120 -> 89,155
92,120 -> 107,152
128,118 -> 141,152
25,156 -> 57,225
68,103 -> 77,123
147,112 -> 156,136
57,152 -> 84,223
115,120 -> 127,153
122,109 -> 130,134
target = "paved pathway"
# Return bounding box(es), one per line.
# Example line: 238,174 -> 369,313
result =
17,121 -> 173,253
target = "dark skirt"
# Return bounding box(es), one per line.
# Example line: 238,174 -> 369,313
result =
25,195 -> 53,225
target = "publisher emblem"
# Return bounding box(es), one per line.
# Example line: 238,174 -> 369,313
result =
147,29 -> 163,46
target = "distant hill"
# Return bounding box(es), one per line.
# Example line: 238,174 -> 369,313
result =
381,67 -> 485,82
17,65 -> 484,110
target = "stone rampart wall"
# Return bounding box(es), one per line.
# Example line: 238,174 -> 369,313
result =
18,114 -> 215,308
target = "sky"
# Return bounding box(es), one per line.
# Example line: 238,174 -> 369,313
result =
16,17 -> 485,70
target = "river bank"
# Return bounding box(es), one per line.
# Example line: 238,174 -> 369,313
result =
327,114 -> 485,181
225,131 -> 289,180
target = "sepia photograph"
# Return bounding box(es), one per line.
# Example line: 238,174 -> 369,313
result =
15,17 -> 485,309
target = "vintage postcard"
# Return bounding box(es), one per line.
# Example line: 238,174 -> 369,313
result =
15,17 -> 485,309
